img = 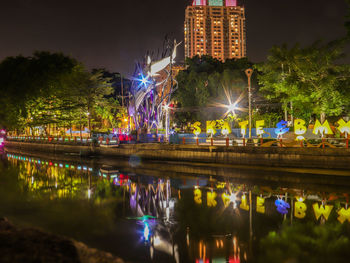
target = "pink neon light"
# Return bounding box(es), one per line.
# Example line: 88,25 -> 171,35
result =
192,0 -> 206,6
226,0 -> 237,6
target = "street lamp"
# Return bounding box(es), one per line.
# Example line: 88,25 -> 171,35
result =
163,104 -> 170,142
245,69 -> 253,138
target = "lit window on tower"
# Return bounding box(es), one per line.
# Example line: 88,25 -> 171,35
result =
226,0 -> 237,7
192,0 -> 206,6
209,0 -> 223,6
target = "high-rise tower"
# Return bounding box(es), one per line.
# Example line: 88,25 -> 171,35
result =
184,0 -> 246,61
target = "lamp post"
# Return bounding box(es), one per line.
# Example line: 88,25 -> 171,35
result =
245,69 -> 253,139
164,104 -> 170,142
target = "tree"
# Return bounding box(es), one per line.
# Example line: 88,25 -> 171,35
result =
71,69 -> 114,134
174,56 -> 254,125
0,52 -> 79,131
255,42 -> 350,122
0,52 -> 118,135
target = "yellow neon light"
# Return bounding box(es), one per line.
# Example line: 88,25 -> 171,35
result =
240,194 -> 249,211
256,196 -> 265,214
313,203 -> 333,220
222,193 -> 231,208
294,119 -> 307,140
221,121 -> 231,136
337,207 -> 350,224
239,120 -> 248,137
256,120 -> 265,137
294,197 -> 307,219
194,188 -> 202,205
206,120 -> 217,136
337,119 -> 350,135
207,191 -> 217,207
192,122 -> 202,136
312,120 -> 333,136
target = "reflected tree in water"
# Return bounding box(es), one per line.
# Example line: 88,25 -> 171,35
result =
259,221 -> 350,263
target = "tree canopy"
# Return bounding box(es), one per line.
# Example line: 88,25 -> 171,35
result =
174,56 -> 255,126
255,41 -> 350,122
0,52 -> 120,134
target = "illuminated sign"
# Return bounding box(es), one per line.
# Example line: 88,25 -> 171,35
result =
294,197 -> 307,219
313,203 -> 333,221
192,122 -> 202,136
275,199 -> 290,214
337,119 -> 350,135
194,188 -> 202,204
190,188 -> 350,224
239,120 -> 248,137
207,191 -> 217,207
312,120 -> 333,136
221,121 -> 231,136
294,119 -> 307,140
206,120 -> 217,136
275,120 -> 289,137
222,192 -> 231,208
240,194 -> 249,211
256,196 -> 265,214
337,207 -> 350,224
256,120 -> 265,137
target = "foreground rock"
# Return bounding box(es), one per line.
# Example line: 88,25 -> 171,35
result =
0,217 -> 124,263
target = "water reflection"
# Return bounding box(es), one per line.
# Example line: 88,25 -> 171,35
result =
2,151 -> 350,262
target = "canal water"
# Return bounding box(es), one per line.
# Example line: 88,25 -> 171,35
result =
1,148 -> 350,263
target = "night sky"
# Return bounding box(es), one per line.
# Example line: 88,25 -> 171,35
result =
0,0 -> 348,76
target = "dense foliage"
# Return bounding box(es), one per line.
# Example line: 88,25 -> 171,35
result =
255,41 -> 350,122
174,56 -> 257,126
259,221 -> 350,263
0,52 -> 121,134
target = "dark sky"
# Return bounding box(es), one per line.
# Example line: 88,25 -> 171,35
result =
0,0 -> 348,76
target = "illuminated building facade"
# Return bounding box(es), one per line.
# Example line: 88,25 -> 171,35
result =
185,0 -> 246,61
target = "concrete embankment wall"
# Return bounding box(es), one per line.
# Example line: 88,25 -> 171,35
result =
5,141 -> 350,170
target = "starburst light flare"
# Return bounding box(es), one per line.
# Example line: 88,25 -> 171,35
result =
213,87 -> 247,118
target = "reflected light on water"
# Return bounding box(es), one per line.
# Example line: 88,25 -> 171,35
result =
143,222 -> 150,241
4,151 -> 350,263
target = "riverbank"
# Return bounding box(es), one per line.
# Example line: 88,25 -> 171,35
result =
5,140 -> 350,170
0,217 -> 124,263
